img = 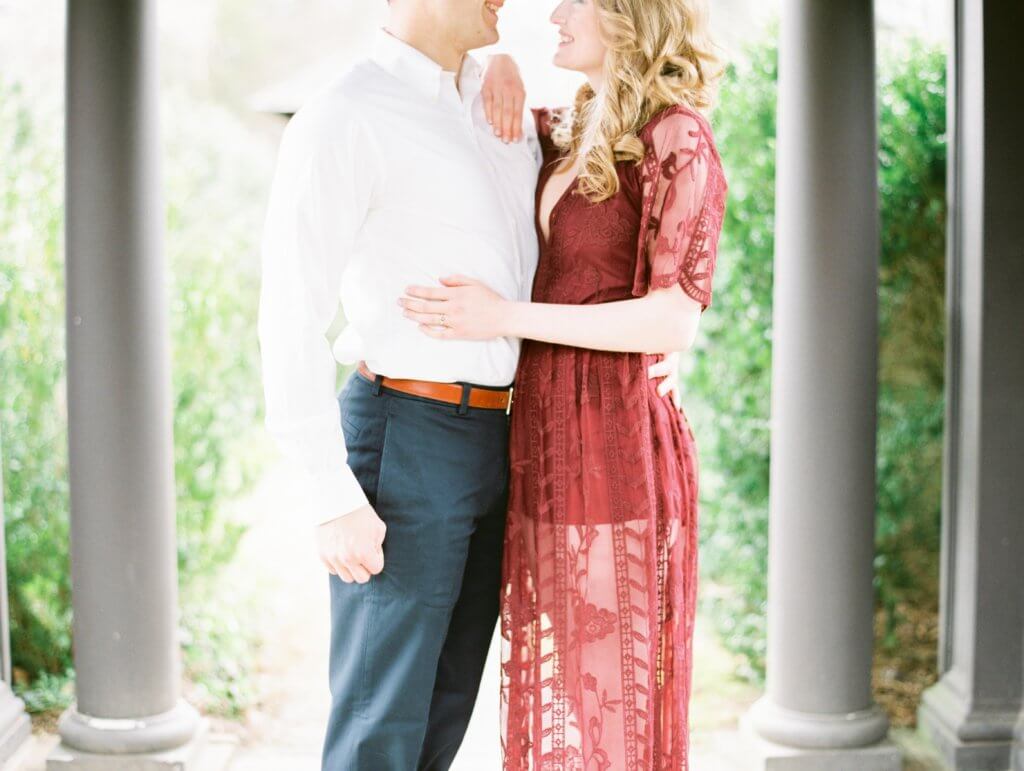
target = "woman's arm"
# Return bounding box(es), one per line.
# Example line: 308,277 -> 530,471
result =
398,275 -> 701,354
481,54 -> 527,142
506,285 -> 700,353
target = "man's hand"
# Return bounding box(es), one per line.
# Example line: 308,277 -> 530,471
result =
481,53 -> 525,143
648,351 -> 682,408
316,504 -> 387,583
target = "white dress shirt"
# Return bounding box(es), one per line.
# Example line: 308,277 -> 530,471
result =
257,28 -> 543,526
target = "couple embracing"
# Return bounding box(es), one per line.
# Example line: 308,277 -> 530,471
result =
257,0 -> 728,768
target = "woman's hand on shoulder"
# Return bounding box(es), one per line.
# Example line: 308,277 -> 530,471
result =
482,53 -> 525,143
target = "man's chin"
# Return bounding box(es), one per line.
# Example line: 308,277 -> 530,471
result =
467,28 -> 500,51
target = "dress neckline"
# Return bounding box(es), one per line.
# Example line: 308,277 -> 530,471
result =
536,157 -> 580,249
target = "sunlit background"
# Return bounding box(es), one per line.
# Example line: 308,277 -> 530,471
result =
1,0 -> 948,117
0,1 -> 951,769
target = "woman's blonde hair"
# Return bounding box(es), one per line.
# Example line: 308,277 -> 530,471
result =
550,0 -> 725,202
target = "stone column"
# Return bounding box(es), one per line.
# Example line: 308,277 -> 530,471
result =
737,0 -> 901,768
1015,717 -> 1024,771
0,428 -> 32,763
49,0 -> 208,767
916,0 -> 1024,768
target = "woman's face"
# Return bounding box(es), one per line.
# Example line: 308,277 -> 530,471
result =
550,0 -> 607,78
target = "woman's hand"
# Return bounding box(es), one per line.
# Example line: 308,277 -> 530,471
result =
481,54 -> 525,143
648,351 -> 682,408
399,275 -> 510,341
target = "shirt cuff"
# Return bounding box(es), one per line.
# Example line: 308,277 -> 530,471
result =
303,462 -> 371,527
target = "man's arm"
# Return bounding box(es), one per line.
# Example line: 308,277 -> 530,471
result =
256,99 -> 374,528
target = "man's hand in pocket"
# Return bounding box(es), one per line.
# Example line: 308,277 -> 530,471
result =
316,505 -> 387,583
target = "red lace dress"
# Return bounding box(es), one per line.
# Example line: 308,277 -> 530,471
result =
499,103 -> 728,771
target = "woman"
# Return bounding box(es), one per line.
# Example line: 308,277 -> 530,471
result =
400,0 -> 727,766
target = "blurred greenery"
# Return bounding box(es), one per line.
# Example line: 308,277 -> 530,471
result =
691,30 -> 946,701
0,76 -> 271,717
0,21 -> 948,729
0,81 -> 73,687
686,28 -> 777,681
873,39 -> 946,653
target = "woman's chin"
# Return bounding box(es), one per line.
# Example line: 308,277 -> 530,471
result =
552,49 -> 572,69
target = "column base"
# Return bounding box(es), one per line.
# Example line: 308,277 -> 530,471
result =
47,716 -> 211,771
918,676 -> 1019,771
746,694 -> 893,749
53,697 -> 202,754
1015,714 -> 1024,771
0,685 -> 32,764
739,707 -> 903,771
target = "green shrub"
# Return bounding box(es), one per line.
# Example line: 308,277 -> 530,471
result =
692,32 -> 946,681
688,32 -> 777,681
163,85 -> 268,589
0,81 -> 73,685
163,84 -> 273,716
873,39 -> 946,647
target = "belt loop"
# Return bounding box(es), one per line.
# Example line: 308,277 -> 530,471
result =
372,374 -> 384,397
456,382 -> 471,416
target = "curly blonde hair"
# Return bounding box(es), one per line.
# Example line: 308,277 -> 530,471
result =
549,0 -> 725,202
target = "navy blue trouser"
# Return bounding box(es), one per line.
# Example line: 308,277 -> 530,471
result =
320,369 -> 510,771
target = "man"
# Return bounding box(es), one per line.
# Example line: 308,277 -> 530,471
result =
258,0 -> 539,766
257,0 -> 679,768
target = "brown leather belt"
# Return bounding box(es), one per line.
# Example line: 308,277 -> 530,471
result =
357,361 -> 514,413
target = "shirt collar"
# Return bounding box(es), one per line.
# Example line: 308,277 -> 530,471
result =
371,27 -> 482,104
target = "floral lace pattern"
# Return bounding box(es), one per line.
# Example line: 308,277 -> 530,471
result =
500,105 -> 727,770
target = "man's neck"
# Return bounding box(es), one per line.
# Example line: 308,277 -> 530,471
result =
383,17 -> 466,76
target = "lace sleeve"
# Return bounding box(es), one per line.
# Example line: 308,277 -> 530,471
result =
632,106 -> 727,313
531,106 -> 571,169
530,106 -> 550,139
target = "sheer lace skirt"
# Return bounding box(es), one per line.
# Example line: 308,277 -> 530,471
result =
500,349 -> 701,771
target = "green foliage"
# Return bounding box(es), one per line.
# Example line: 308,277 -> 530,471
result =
14,667 -> 75,714
0,80 -> 74,684
163,85 -> 268,588
873,40 -> 946,645
687,33 -> 777,681
162,85 -> 273,716
0,77 -> 270,715
178,580 -> 261,717
692,32 -> 946,680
